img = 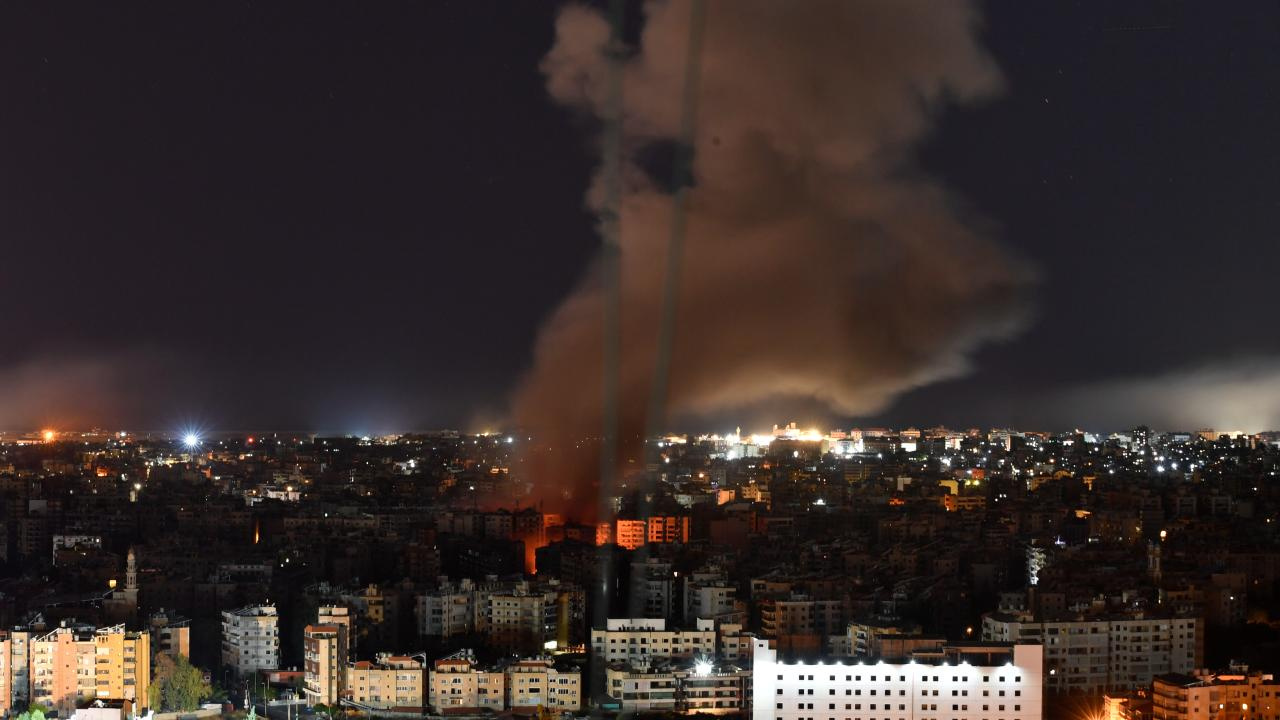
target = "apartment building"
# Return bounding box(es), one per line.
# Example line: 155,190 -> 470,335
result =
347,654 -> 427,712
631,557 -> 676,619
147,609 -> 190,661
416,577 -> 584,651
303,625 -> 343,706
983,611 -> 1201,693
429,651 -> 506,712
590,618 -> 717,663
426,651 -> 581,713
684,571 -> 743,626
304,606 -> 352,706
7,624 -> 152,717
416,579 -> 477,638
1153,669 -> 1280,720
505,658 -> 581,711
753,639 -> 1044,720
484,585 -> 582,653
606,659 -> 750,715
595,517 -> 691,550
759,595 -> 848,652
221,605 -> 279,676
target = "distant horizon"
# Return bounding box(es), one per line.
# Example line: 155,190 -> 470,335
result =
4,423 -> 1275,439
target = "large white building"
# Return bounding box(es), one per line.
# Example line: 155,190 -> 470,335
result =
221,605 -> 279,676
753,639 -> 1044,720
982,611 -> 1200,693
591,618 -> 716,663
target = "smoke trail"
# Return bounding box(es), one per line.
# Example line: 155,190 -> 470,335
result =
513,0 -> 1034,516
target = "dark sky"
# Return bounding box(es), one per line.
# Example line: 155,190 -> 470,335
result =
2,1 -> 1278,434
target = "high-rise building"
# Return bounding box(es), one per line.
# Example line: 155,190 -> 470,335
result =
221,605 -> 279,676
12,624 -> 152,717
303,625 -> 344,706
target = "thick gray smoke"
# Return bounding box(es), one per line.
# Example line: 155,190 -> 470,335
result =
513,0 -> 1034,514
1052,358 -> 1280,433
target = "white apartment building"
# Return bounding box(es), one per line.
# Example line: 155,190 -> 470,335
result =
687,582 -> 742,624
591,618 -> 716,663
753,639 -> 1044,720
221,605 -> 279,676
982,611 -> 1200,693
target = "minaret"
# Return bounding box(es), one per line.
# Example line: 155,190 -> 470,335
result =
126,547 -> 138,592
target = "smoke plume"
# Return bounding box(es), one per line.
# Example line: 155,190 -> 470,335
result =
1051,358 -> 1280,433
513,0 -> 1034,515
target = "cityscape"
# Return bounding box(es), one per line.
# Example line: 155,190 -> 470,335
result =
0,424 -> 1276,720
3,1 -> 1280,720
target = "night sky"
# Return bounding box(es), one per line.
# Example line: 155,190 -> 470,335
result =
2,1 -> 1279,434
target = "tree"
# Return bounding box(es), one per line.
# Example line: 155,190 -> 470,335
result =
152,654 -> 213,712
15,707 -> 47,720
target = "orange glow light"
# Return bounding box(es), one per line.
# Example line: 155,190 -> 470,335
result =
42,430 -> 55,442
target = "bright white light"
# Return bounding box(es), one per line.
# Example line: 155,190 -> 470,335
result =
694,660 -> 713,677
183,433 -> 200,448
